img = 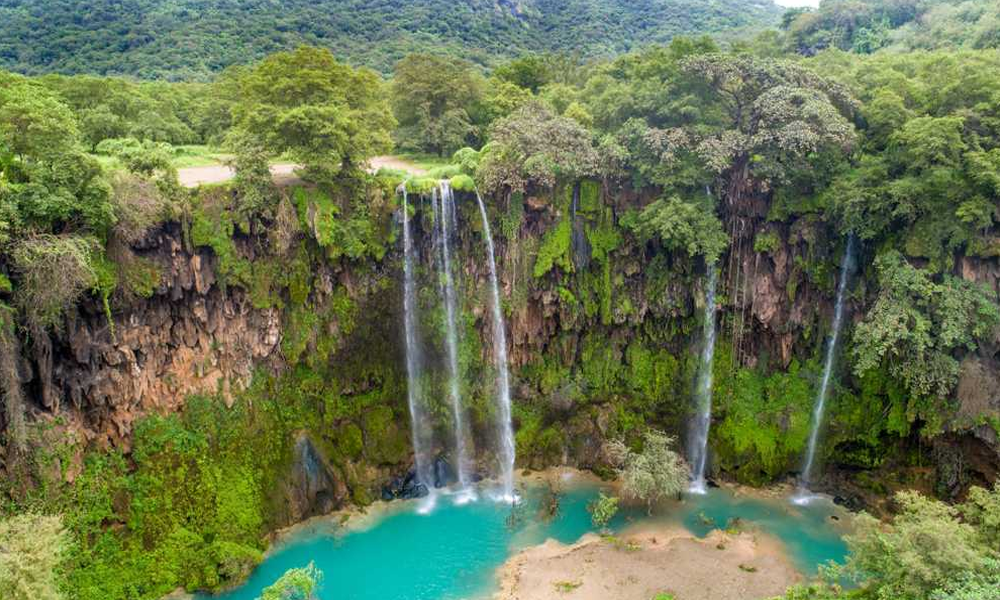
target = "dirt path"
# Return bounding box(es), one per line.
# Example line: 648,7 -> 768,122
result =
177,156 -> 425,188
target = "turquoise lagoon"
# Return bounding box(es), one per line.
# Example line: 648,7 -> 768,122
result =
202,479 -> 850,600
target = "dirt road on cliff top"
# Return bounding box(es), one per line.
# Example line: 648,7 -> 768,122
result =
177,156 -> 426,188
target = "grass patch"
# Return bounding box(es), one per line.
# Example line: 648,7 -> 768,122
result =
554,580 -> 583,593
396,152 -> 453,171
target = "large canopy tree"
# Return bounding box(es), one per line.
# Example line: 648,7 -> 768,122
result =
390,53 -> 485,156
230,47 -> 395,181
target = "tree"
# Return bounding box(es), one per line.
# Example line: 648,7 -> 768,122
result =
840,487 -> 1000,600
674,54 -> 856,207
606,430 -> 688,513
0,513 -> 70,600
391,54 -> 485,156
852,251 -> 1000,428
256,563 -> 323,600
623,195 -> 728,263
587,492 -> 619,532
493,54 -> 552,93
477,102 -> 598,194
0,78 -> 113,236
231,47 -> 394,181
224,130 -> 277,224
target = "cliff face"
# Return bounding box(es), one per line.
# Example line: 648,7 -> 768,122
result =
39,224 -> 282,450
5,180 -> 999,512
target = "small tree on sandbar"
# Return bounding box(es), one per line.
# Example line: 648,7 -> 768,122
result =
607,429 -> 688,514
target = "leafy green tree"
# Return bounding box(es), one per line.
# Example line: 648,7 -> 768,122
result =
0,78 -> 113,236
257,562 -> 323,600
483,77 -> 534,123
231,47 -> 394,181
817,50 -> 1000,264
0,513 -> 69,600
674,54 -> 856,207
852,251 -> 1000,429
493,54 -> 552,93
605,430 -> 688,513
391,53 -> 485,156
840,486 -> 1000,600
225,130 -> 277,225
478,102 -> 597,193
623,195 -> 727,263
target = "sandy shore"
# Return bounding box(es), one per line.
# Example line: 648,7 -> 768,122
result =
495,524 -> 801,600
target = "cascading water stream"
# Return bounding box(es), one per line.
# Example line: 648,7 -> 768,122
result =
475,191 -> 516,502
688,264 -> 718,495
400,188 -> 434,496
795,236 -> 855,501
436,182 -> 473,496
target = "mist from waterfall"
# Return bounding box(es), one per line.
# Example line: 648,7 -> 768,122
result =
401,188 -> 434,493
475,191 -> 516,502
688,264 -> 718,494
435,182 -> 473,495
796,235 -> 856,499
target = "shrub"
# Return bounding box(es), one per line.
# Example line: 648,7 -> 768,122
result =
11,234 -> 100,331
257,563 -> 323,600
0,513 -> 70,600
606,429 -> 688,513
587,492 -> 619,532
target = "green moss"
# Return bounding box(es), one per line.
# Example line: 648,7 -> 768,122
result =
121,257 -> 161,298
292,185 -> 389,262
712,345 -> 816,484
0,273 -> 11,294
281,305 -> 319,364
189,197 -> 252,289
578,334 -> 623,400
449,173 -> 475,192
2,391 -> 321,600
578,179 -> 601,214
534,216 -> 573,278
753,231 -> 781,254
500,193 -> 525,240
337,423 -> 364,460
404,177 -> 438,195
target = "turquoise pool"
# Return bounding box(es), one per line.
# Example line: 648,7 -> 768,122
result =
200,480 -> 850,600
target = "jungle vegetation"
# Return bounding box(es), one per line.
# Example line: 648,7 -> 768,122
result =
1,1 -> 1000,599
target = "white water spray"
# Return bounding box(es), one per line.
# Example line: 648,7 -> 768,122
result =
475,191 -> 516,502
401,188 -> 434,493
436,182 -> 473,496
795,236 -> 855,501
688,264 -> 718,494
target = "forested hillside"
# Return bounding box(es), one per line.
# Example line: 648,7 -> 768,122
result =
783,0 -> 1000,55
0,0 -> 782,80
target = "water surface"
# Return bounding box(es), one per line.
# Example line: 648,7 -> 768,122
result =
203,482 -> 849,600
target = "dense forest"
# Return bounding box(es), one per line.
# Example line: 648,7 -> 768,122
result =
0,0 -> 782,79
2,1 -> 1000,600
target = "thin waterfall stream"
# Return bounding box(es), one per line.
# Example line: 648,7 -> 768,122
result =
400,188 -> 434,496
436,182 -> 473,496
475,191 -> 516,502
795,235 -> 856,501
688,264 -> 718,494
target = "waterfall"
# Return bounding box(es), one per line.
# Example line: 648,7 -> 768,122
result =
401,188 -> 434,494
436,182 -> 473,495
796,235 -> 855,500
475,191 -> 516,502
688,264 -> 718,494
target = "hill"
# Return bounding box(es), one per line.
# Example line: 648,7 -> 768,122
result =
784,0 -> 1000,55
0,0 -> 783,80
